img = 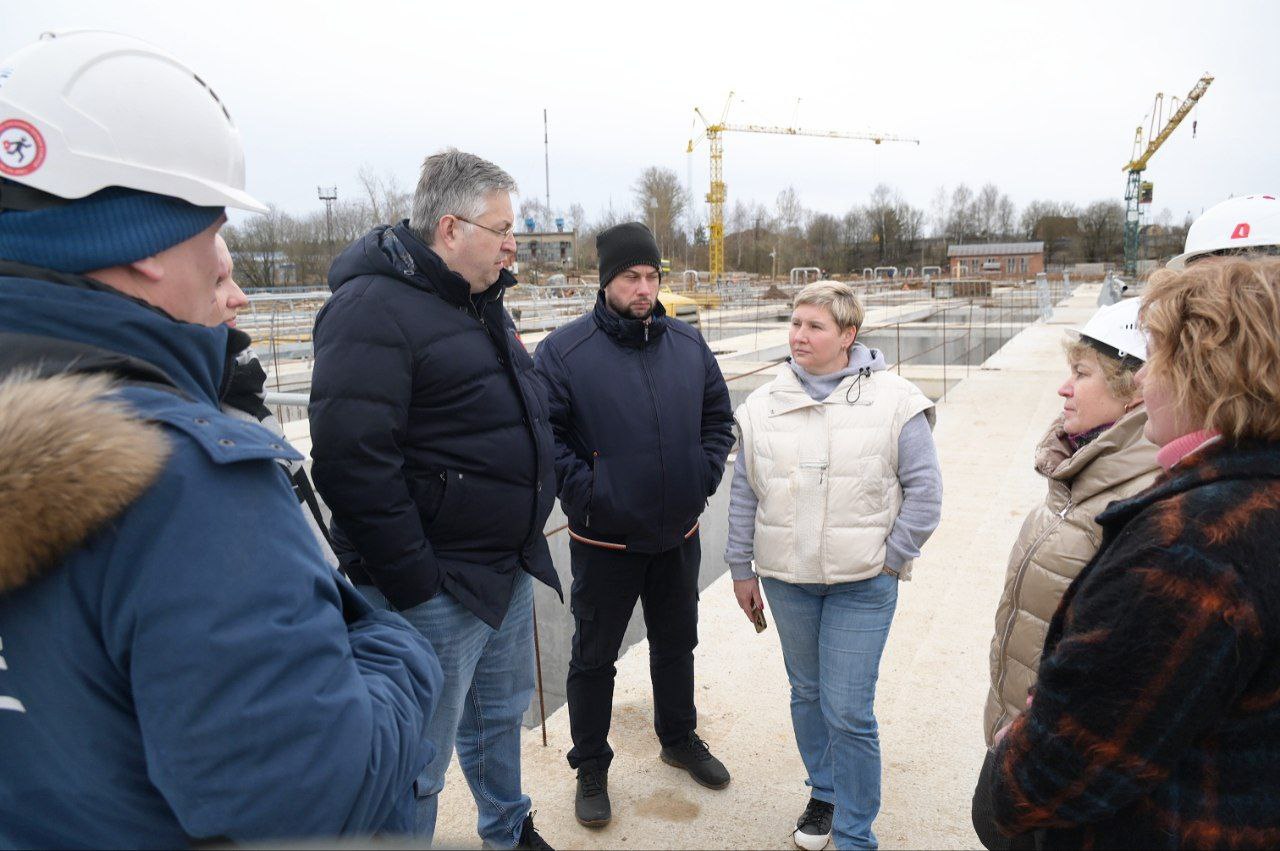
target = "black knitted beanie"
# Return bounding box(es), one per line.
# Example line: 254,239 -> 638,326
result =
597,221 -> 661,289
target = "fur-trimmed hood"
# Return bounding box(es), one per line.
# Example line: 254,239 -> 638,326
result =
0,262 -> 246,594
0,371 -> 169,593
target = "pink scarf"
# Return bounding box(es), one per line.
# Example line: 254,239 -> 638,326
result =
1155,429 -> 1221,471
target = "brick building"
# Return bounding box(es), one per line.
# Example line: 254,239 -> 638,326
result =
947,241 -> 1044,277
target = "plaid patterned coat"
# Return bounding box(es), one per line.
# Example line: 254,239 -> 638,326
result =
990,441 -> 1280,849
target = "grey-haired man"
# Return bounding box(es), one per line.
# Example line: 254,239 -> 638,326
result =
310,149 -> 560,849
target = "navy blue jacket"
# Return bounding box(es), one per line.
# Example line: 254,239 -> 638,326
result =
310,223 -> 561,627
534,291 -> 734,552
0,264 -> 442,847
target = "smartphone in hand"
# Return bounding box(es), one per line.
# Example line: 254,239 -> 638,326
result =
751,604 -> 768,634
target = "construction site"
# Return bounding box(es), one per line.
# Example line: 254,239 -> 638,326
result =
5,9 -> 1262,846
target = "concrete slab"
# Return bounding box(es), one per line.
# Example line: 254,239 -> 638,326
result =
428,286 -> 1103,849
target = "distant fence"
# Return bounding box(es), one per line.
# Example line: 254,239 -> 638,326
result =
719,277 -> 1074,403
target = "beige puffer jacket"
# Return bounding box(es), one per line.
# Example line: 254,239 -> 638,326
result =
983,407 -> 1160,746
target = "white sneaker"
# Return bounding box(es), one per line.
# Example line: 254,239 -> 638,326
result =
793,797 -> 834,850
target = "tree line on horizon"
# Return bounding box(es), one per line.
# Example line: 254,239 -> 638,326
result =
222,165 -> 1189,288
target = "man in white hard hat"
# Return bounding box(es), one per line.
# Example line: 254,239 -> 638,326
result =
1167,194 -> 1280,268
0,31 -> 442,846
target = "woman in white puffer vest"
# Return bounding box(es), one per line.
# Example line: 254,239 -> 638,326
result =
725,281 -> 943,851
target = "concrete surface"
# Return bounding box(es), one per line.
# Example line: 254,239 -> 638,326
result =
426,285 -> 1102,849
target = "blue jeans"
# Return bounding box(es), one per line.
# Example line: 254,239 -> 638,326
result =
762,574 -> 899,850
358,572 -> 535,847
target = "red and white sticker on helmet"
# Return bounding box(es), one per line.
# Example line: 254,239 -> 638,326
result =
0,119 -> 45,177
1231,222 -> 1251,240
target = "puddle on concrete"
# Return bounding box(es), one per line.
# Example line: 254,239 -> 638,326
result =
633,788 -> 701,822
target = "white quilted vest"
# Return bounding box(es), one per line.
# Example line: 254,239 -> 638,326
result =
737,367 -> 933,585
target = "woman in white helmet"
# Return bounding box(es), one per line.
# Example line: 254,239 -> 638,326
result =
973,296 -> 1161,848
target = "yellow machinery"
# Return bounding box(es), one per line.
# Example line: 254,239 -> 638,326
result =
658,289 -> 702,326
687,92 -> 918,284
1121,73 -> 1213,275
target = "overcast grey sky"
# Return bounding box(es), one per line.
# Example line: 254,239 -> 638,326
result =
5,0 -> 1279,230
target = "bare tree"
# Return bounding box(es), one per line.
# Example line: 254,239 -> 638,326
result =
896,199 -> 925,258
1078,200 -> 1126,262
929,185 -> 949,239
841,206 -> 870,271
357,165 -> 411,226
568,202 -> 586,233
223,205 -> 289,288
867,184 -> 901,263
947,184 -> 977,244
774,186 -> 805,236
995,195 -> 1017,240
518,197 -> 550,231
632,166 -> 688,259
805,213 -> 841,272
1019,199 -> 1078,239
975,183 -> 1001,239
728,199 -> 751,267
1018,199 -> 1081,267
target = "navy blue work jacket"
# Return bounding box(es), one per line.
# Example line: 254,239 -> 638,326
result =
534,290 -> 734,553
0,264 -> 441,846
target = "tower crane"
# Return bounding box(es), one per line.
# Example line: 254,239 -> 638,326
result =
1121,73 -> 1213,276
687,92 -> 919,283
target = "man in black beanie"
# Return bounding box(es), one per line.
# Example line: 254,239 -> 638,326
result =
534,222 -> 735,828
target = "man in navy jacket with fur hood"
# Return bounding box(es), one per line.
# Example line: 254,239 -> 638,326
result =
0,31 -> 441,847
534,222 -> 734,828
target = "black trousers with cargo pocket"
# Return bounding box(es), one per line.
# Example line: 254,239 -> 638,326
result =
565,533 -> 701,770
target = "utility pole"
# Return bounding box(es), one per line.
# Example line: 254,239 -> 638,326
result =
317,185 -> 338,270
543,109 -> 551,231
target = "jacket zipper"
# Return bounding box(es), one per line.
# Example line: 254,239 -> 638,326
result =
638,329 -> 665,543
467,288 -> 502,327
587,450 -> 599,528
990,492 -> 1073,740
818,412 -> 832,583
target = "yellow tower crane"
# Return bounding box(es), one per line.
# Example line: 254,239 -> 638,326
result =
1121,73 -> 1213,276
687,92 -> 919,283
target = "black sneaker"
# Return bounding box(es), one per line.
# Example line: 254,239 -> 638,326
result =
575,760 -> 612,827
659,731 -> 731,790
515,812 -> 553,850
793,797 -> 834,851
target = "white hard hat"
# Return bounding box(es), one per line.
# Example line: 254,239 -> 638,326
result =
1074,297 -> 1146,364
1166,194 -> 1280,269
0,30 -> 266,212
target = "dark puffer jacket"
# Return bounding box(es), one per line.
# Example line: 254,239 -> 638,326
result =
310,223 -> 560,627
534,291 -> 734,553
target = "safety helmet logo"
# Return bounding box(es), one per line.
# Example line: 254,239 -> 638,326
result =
0,119 -> 44,177
1231,222 -> 1251,240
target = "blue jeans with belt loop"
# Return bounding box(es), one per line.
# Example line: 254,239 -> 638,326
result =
762,573 -> 899,850
358,571 -> 535,847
